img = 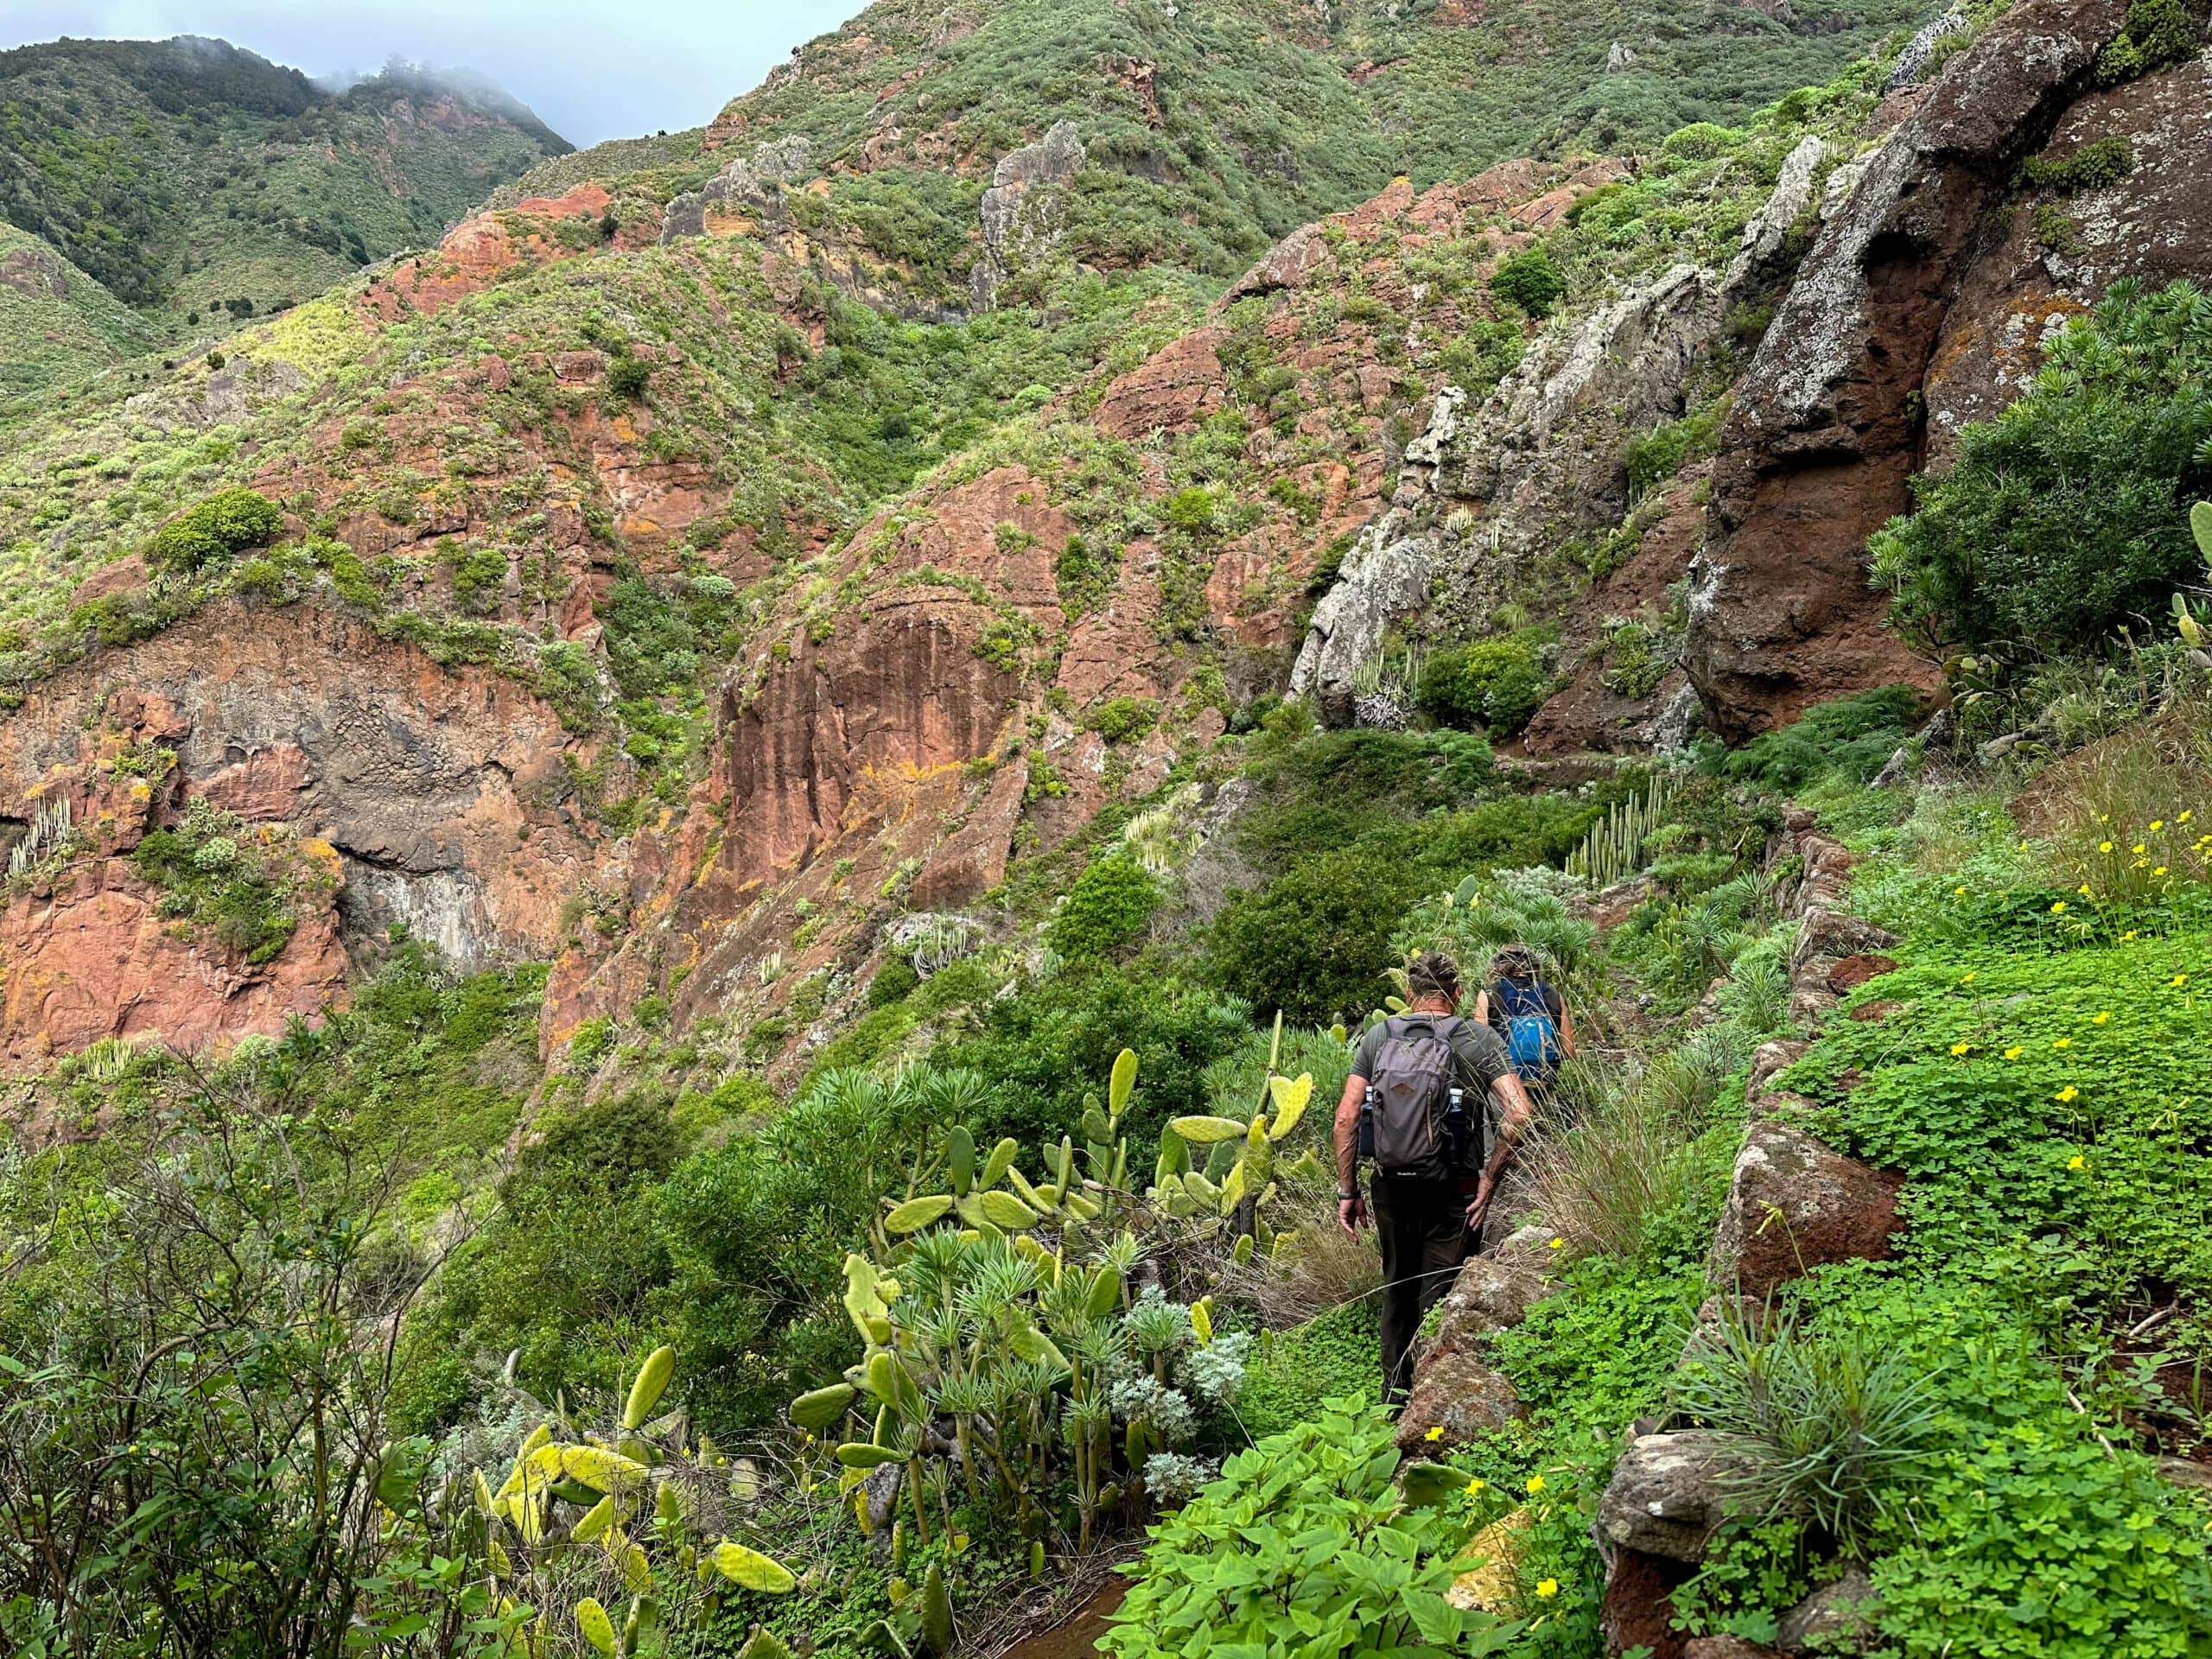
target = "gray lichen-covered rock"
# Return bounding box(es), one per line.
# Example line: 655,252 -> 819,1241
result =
1710,1121 -> 1905,1301
1597,1432 -> 1762,1560
1287,521 -> 1438,725
1724,135 -> 1827,291
1433,264 -> 1722,568
1883,5 -> 1970,92
1291,264 -> 1724,726
971,121 -> 1086,308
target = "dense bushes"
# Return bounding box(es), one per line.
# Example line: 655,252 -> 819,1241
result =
1103,1397 -> 1514,1657
1046,852 -> 1160,961
1488,246 -> 1566,317
1419,638 -> 1550,735
1205,848 -> 1427,1024
1719,685 -> 1922,791
1871,281 -> 2212,654
143,486 -> 282,575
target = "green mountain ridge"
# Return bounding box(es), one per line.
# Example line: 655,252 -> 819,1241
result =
0,34 -> 568,396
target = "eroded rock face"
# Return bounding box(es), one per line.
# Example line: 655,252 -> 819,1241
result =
0,602 -> 603,977
1684,0 -> 2137,739
1923,53 -> 2212,459
1294,260 -> 1726,725
1709,1121 -> 1906,1301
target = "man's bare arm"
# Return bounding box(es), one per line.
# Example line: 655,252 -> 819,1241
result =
1334,1072 -> 1368,1238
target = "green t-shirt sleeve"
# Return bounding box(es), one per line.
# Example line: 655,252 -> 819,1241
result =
1449,1020 -> 1514,1092
1349,1024 -> 1384,1080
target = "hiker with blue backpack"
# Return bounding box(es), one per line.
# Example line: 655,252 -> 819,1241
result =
1332,950 -> 1538,1401
1475,944 -> 1576,1093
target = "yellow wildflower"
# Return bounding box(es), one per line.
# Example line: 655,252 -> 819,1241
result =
2056,1085 -> 2080,1103
2133,843 -> 2147,855
1425,1425 -> 1446,1443
2077,884 -> 2092,897
1548,1236 -> 1565,1250
1949,1041 -> 1972,1057
2003,1046 -> 2024,1060
1960,971 -> 1976,983
2173,975 -> 2190,988
1526,1474 -> 1546,1496
2067,1154 -> 2085,1171
1954,885 -> 1967,897
2052,1038 -> 2071,1050
2100,842 -> 2113,855
1535,1580 -> 1560,1600
2122,930 -> 2139,941
2155,867 -> 2168,877
1465,1477 -> 1486,1496
2050,900 -> 2068,914
2092,1012 -> 2111,1026
2150,820 -> 2164,832
2182,811 -> 2194,823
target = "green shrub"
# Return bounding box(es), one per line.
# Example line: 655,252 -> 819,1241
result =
1087,695 -> 1160,745
866,955 -> 920,1007
1661,122 -> 1745,161
2018,136 -> 2135,196
1418,638 -> 1550,736
1488,246 -> 1565,318
1164,486 -> 1218,537
938,965 -> 1248,1149
1101,1396 -> 1513,1657
144,486 -> 283,575
1720,686 -> 1921,791
1869,281 -> 2212,654
607,353 -> 652,400
2094,0 -> 2202,83
1623,402 -> 1726,496
1205,848 -> 1425,1025
1046,854 -> 1160,962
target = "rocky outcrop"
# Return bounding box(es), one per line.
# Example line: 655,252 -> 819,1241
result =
1922,51 -> 2212,458
3,849 -> 346,1077
971,121 -> 1085,309
1708,1121 -> 1906,1302
1599,1432 -> 1762,1560
1777,1570 -> 1880,1651
0,602 -> 605,981
1684,0 -> 2139,739
1292,260 -> 1724,722
1394,1252 -> 1553,1452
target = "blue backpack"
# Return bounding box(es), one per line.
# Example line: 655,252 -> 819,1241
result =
1496,979 -> 1562,1078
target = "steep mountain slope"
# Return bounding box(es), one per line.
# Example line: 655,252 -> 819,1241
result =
0,221 -> 153,397
0,36 -> 567,379
3,0 -> 2126,1080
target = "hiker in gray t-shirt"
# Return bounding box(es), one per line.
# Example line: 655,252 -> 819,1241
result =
1331,950 -> 1537,1399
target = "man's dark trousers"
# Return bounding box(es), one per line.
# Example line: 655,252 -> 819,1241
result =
1371,1172 -> 1470,1400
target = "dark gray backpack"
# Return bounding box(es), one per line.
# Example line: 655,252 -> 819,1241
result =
1369,1014 -> 1466,1180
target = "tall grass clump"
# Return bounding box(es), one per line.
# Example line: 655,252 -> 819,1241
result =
1674,1303 -> 1945,1557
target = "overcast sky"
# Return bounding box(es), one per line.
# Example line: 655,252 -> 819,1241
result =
1,1 -> 872,147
